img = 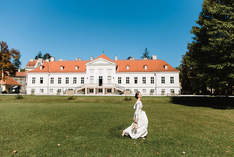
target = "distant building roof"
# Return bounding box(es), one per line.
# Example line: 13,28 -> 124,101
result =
26,60 -> 37,67
15,72 -> 27,77
0,76 -> 21,85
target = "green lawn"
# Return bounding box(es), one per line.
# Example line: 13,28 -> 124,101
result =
0,95 -> 233,157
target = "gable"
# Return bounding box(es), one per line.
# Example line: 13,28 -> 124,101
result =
86,58 -> 116,66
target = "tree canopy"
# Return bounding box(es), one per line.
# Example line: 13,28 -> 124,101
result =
0,41 -> 21,79
141,48 -> 150,59
179,0 -> 234,95
35,51 -> 52,60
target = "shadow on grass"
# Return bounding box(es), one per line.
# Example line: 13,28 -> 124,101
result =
171,96 -> 234,109
108,125 -> 126,139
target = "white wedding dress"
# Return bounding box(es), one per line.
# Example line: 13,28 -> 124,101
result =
123,100 -> 148,139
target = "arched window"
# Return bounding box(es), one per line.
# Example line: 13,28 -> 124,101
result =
75,66 -> 79,70
143,65 -> 148,70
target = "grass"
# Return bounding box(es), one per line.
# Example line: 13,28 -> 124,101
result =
0,95 -> 233,157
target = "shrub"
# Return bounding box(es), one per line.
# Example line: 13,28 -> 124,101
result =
15,95 -> 24,99
67,96 -> 75,100
124,96 -> 132,101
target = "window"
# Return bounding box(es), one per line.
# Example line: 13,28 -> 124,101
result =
89,89 -> 94,93
98,88 -> 103,93
58,77 -> 62,84
126,77 -> 130,84
31,89 -> 35,94
150,89 -> 154,94
142,77 -> 146,84
170,77 -> 174,84
143,65 -> 147,70
134,89 -> 138,93
32,77 -> 36,84
50,77 -> 54,84
50,89 -> 53,93
57,89 -> 62,94
142,89 -> 146,93
170,89 -> 175,94
75,66 -> 79,70
81,77 -> 84,84
134,77 -> 138,84
161,89 -> 165,95
126,65 -> 130,70
118,77 -> 121,84
40,89 -> 44,93
151,77 -> 154,84
107,76 -> 111,83
73,77 -> 77,84
161,77 -> 165,84
90,76 -> 94,83
60,66 -> 64,70
107,89 -> 112,93
66,77 -> 69,84
40,77 -> 43,84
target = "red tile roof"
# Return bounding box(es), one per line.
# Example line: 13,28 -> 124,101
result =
0,76 -> 21,85
26,60 -> 37,67
29,54 -> 178,73
96,54 -> 113,62
29,60 -> 89,73
15,72 -> 27,77
114,59 -> 178,72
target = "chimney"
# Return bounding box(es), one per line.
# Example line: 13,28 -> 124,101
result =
76,57 -> 81,61
114,56 -> 118,61
18,69 -> 20,72
29,59 -> 34,62
90,56 -> 94,60
143,57 -> 147,60
152,55 -> 157,60
129,57 -> 134,60
58,59 -> 63,61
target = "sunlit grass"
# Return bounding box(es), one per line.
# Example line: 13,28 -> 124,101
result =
0,95 -> 233,157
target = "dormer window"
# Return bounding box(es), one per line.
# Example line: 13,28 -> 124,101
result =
143,65 -> 148,70
126,65 -> 130,70
163,65 -> 168,70
60,66 -> 64,70
75,66 -> 79,70
40,65 -> 44,70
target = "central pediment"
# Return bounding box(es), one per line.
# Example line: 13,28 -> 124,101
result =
86,58 -> 116,66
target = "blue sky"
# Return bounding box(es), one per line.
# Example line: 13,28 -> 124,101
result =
0,0 -> 203,68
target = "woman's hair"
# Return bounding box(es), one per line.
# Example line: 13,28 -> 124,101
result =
135,91 -> 140,99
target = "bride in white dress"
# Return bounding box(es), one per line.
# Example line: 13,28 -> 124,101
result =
122,91 -> 148,139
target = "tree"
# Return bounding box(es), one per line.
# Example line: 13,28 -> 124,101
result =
35,51 -> 42,59
43,53 -> 51,60
0,41 -> 21,79
141,48 -> 150,59
179,0 -> 234,95
127,56 -> 133,60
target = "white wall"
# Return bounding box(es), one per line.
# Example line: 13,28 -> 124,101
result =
26,58 -> 180,95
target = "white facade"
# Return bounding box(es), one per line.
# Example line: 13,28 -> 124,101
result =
26,57 -> 180,95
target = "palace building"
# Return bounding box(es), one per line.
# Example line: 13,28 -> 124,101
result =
26,54 -> 180,95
